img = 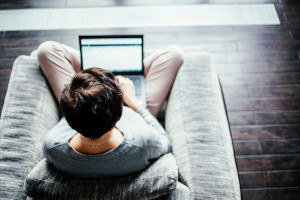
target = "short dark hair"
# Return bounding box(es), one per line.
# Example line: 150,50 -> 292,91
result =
60,67 -> 123,140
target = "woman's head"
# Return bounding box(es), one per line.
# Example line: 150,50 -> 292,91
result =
60,68 -> 123,140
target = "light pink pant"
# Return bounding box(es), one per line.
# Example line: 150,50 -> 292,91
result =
37,41 -> 184,116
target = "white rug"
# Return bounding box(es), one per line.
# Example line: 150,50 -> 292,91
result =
0,4 -> 280,31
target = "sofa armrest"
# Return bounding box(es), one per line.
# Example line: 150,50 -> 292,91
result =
0,54 -> 60,200
165,52 -> 241,199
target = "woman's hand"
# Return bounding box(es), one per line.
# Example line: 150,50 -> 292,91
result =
115,76 -> 142,111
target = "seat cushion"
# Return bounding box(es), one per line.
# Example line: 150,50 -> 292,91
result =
24,153 -> 178,200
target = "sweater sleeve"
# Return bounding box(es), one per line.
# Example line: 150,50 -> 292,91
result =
136,108 -> 171,159
136,108 -> 168,137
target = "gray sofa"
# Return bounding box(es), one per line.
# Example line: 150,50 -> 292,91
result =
0,48 -> 241,200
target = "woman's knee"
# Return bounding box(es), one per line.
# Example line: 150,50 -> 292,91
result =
37,41 -> 57,62
166,45 -> 185,66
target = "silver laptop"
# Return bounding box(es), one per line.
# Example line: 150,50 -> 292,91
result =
79,35 -> 146,107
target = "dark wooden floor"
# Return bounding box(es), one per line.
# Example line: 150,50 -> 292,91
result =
1,0 -> 300,200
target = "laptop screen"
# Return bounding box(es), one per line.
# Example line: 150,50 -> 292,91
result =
80,36 -> 143,74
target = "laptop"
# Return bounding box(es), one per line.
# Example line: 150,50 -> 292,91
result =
79,35 -> 147,107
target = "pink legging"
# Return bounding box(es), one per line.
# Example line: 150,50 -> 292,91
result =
37,41 -> 184,116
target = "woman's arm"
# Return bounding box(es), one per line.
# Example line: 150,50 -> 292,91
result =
136,108 -> 169,138
116,76 -> 171,159
115,76 -> 142,111
115,75 -> 167,136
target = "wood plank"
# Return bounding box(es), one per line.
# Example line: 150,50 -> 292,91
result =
267,170 -> 300,187
179,42 -> 238,53
213,51 -> 299,64
280,0 -> 300,5
233,23 -> 300,32
0,80 -> 9,96
231,124 -> 300,139
0,58 -> 15,69
292,73 -> 300,83
0,36 -> 61,48
178,31 -> 293,43
285,13 -> 300,23
276,5 -> 300,12
0,69 -> 12,80
260,139 -> 300,155
228,111 -> 255,125
237,155 -> 264,171
277,5 -> 300,26
0,46 -> 38,58
255,111 -> 300,124
144,33 -> 178,44
238,41 -> 300,52
215,64 -> 242,74
226,99 -> 300,111
242,187 -> 300,200
291,31 -> 300,40
241,62 -> 300,73
239,172 -> 267,188
222,86 -> 249,99
3,30 -> 96,38
0,1 -> 15,10
233,140 -> 263,155
233,139 -> 300,155
60,36 -> 79,50
219,73 -> 295,86
236,154 -> 300,171
248,85 -> 300,98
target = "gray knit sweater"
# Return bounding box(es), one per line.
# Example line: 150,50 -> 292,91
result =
43,106 -> 171,178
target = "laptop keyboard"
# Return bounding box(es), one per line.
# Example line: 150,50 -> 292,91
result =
129,77 -> 141,96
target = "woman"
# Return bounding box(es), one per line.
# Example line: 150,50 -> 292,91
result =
37,41 -> 184,178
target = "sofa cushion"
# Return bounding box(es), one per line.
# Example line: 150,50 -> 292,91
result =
165,51 -> 241,199
24,153 -> 178,200
0,55 -> 60,200
155,182 -> 190,200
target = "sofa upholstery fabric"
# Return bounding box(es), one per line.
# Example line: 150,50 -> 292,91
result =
24,153 -> 177,200
0,55 -> 60,200
165,52 -> 241,199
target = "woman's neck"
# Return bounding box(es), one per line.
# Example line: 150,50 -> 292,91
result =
69,127 -> 124,155
78,129 -> 115,147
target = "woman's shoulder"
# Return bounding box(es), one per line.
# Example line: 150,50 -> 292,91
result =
43,118 -> 76,152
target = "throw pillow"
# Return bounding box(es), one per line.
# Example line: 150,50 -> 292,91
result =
24,153 -> 177,200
